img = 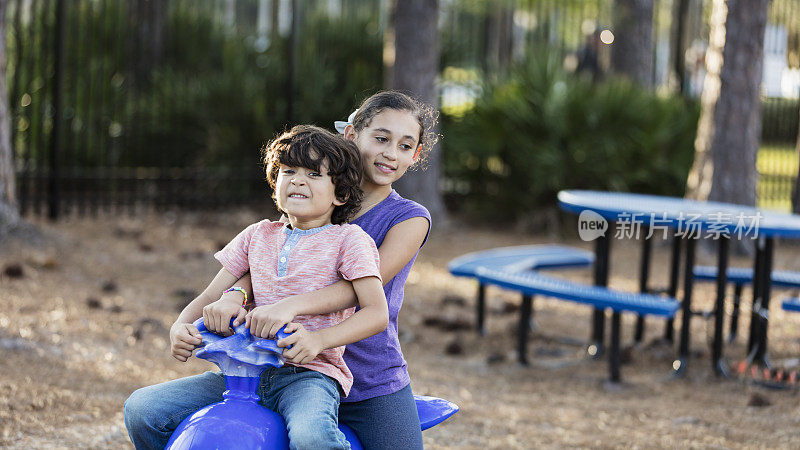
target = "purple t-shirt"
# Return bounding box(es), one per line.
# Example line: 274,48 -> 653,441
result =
343,189 -> 431,402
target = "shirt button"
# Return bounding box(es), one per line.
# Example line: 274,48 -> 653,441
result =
280,257 -> 286,263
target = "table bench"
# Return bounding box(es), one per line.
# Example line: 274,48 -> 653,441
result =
693,266 -> 800,289
782,297 -> 800,313
693,266 -> 800,343
448,245 -> 679,382
475,268 -> 679,382
448,245 -> 595,334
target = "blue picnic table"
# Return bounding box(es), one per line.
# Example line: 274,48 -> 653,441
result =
558,190 -> 800,376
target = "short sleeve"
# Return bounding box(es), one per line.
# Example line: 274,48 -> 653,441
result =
391,201 -> 432,248
337,227 -> 382,282
214,222 -> 260,278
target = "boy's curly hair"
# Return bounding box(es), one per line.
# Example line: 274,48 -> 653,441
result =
351,90 -> 440,170
263,125 -> 363,225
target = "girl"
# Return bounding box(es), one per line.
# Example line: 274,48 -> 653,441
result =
240,90 -> 438,449
124,91 -> 437,449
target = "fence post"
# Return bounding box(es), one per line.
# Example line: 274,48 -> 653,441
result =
286,0 -> 297,124
48,0 -> 65,220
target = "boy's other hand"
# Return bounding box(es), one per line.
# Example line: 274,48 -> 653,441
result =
278,322 -> 323,365
245,303 -> 297,339
203,294 -> 247,336
170,323 -> 202,362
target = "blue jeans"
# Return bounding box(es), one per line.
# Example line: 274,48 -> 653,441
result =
258,366 -> 349,450
339,384 -> 423,450
124,371 -> 226,449
124,374 -> 421,450
123,368 -> 349,450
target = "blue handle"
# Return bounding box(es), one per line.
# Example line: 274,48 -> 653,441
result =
275,325 -> 292,348
251,324 -> 293,352
193,317 -> 246,337
193,318 -> 292,349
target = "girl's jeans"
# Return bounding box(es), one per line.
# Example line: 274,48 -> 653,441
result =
123,367 -> 349,450
339,383 -> 423,450
124,372 -> 422,450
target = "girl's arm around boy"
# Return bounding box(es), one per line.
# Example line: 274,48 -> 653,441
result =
171,268 -> 389,366
246,216 -> 428,337
271,275 -> 388,365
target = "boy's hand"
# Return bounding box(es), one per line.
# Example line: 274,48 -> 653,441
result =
170,323 -> 203,362
278,323 -> 324,365
245,303 -> 298,339
202,293 -> 247,336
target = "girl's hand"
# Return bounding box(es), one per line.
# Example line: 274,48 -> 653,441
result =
278,323 -> 324,365
170,323 -> 203,362
245,302 -> 298,339
202,292 -> 247,336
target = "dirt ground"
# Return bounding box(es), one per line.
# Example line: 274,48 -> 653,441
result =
2,209 -> 800,449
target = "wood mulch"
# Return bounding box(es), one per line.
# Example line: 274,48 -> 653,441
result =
2,210 -> 800,449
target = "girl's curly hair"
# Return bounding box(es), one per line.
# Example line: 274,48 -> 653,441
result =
351,90 -> 439,170
263,125 -> 363,225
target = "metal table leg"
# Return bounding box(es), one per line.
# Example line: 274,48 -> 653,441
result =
610,310 -> 622,383
746,238 -> 764,355
728,283 -> 743,343
712,237 -> 730,377
673,237 -> 695,377
518,294 -> 532,365
634,234 -> 652,344
748,237 -> 774,368
476,283 -> 486,335
663,236 -> 682,343
589,231 -> 610,358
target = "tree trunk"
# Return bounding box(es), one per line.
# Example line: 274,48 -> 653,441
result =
0,0 -> 20,234
224,0 -> 236,28
611,0 -> 654,88
484,6 -> 514,73
133,0 -> 166,87
686,0 -> 768,208
387,0 -> 447,227
669,0 -> 690,94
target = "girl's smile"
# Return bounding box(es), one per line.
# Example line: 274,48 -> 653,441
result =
374,162 -> 396,174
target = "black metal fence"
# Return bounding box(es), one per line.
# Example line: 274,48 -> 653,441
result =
8,0 -> 800,218
8,0 -> 385,218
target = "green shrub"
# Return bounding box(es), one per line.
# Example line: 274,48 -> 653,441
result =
442,52 -> 700,221
17,2 -> 383,173
137,8 -> 383,170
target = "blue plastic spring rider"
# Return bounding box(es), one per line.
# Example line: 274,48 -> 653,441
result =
166,319 -> 459,449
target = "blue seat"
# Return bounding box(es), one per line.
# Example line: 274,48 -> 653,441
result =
693,266 -> 800,289
693,266 -> 800,342
782,297 -> 800,313
448,245 -> 678,382
475,268 -> 678,382
415,395 -> 459,431
448,245 -> 594,334
448,245 -> 594,277
475,269 -> 679,317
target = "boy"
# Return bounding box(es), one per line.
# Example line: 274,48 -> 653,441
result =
151,125 -> 388,450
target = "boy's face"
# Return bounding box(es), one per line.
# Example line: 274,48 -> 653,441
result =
275,159 -> 344,229
348,109 -> 421,188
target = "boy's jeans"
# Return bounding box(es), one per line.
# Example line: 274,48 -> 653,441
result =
123,366 -> 349,450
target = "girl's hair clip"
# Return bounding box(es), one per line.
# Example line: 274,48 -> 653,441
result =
334,109 -> 358,134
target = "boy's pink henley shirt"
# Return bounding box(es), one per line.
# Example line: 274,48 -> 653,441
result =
214,219 -> 381,396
